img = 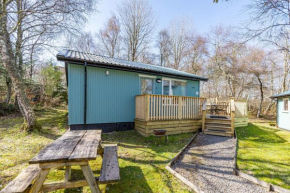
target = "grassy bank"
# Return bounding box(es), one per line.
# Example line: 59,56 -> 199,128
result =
0,107 -> 192,192
236,123 -> 290,190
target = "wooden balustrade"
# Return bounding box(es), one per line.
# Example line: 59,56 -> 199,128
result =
135,94 -> 206,121
230,98 -> 235,134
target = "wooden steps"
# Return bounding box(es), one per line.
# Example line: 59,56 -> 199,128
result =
203,117 -> 234,137
203,130 -> 233,137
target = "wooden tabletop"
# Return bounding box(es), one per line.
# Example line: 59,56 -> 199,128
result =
29,130 -> 102,164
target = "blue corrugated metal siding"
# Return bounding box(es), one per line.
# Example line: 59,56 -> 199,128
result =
155,76 -> 162,94
68,64 -> 85,125
86,66 -> 139,124
68,64 -> 201,125
277,98 -> 290,130
186,80 -> 200,97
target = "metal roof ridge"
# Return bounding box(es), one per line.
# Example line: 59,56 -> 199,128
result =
57,49 -> 209,81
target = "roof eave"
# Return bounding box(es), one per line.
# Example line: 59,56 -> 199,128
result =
270,95 -> 290,99
57,55 -> 209,81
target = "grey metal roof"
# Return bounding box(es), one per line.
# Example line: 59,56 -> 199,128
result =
270,91 -> 290,98
57,50 -> 208,81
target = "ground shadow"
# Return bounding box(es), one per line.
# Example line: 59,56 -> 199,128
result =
61,166 -> 153,193
105,166 -> 153,193
236,123 -> 287,143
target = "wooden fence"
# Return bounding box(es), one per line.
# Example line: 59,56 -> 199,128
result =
135,94 -> 206,121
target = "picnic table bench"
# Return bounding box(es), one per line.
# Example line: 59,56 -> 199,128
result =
0,130 -> 120,193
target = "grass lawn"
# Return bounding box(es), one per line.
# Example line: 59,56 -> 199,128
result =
236,123 -> 290,190
0,107 -> 192,193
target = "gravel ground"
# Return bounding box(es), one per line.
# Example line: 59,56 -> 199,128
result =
172,134 -> 270,193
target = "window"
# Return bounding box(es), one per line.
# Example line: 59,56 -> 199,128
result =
162,79 -> 186,96
284,98 -> 289,112
140,78 -> 153,94
163,80 -> 170,95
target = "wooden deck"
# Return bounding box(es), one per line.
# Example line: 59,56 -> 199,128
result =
135,118 -> 202,137
135,95 -> 248,137
135,95 -> 205,136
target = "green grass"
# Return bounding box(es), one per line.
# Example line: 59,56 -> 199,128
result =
236,123 -> 290,190
0,107 -> 192,193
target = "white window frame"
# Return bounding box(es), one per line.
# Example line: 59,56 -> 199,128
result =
283,98 -> 289,113
138,74 -> 157,79
162,78 -> 186,96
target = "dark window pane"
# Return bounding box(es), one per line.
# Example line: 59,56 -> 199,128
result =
163,80 -> 170,95
172,81 -> 186,96
141,78 -> 153,94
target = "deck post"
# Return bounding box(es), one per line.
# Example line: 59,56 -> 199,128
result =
201,100 -> 207,133
145,95 -> 150,121
178,97 -> 182,120
230,98 -> 235,136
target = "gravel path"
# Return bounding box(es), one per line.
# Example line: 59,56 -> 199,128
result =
172,134 -> 270,193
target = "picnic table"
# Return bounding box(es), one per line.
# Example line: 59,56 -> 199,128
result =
1,130 -> 120,193
209,104 -> 228,116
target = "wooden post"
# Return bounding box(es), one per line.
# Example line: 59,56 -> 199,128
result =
30,169 -> 50,193
65,166 -> 71,182
201,100 -> 207,133
230,98 -> 235,136
81,164 -> 101,193
178,97 -> 182,119
145,95 -> 149,121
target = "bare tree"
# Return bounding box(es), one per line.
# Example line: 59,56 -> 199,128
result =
245,47 -> 269,118
244,0 -> 290,56
207,26 -> 248,99
98,14 -> 121,58
66,32 -> 97,53
168,18 -> 193,70
184,35 -> 207,75
118,0 -> 156,61
0,0 -> 97,131
156,29 -> 171,67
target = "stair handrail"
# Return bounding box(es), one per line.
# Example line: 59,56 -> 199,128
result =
202,99 -> 207,133
230,98 -> 235,135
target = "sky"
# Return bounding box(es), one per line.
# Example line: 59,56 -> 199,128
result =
85,0 -> 252,35
54,0 -> 253,66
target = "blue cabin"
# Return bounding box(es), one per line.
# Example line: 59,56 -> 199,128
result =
271,91 -> 290,130
57,50 -> 208,134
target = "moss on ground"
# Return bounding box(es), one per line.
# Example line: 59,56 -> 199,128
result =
236,123 -> 290,190
0,107 -> 192,193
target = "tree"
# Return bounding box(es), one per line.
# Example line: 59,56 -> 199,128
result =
118,0 -> 156,61
244,1 -> 290,49
245,47 -> 269,118
207,26 -> 248,99
66,32 -> 97,53
184,35 -> 207,75
40,63 -> 63,104
98,15 -> 121,58
0,0 -> 97,131
168,18 -> 193,70
0,0 -> 37,131
156,29 -> 171,67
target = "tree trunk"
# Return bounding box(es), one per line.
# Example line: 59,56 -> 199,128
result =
257,75 -> 263,118
0,3 -> 38,131
263,101 -> 275,115
5,78 -> 11,104
5,72 -> 12,104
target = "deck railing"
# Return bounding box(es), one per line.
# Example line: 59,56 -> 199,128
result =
135,94 -> 206,121
206,100 -> 232,116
